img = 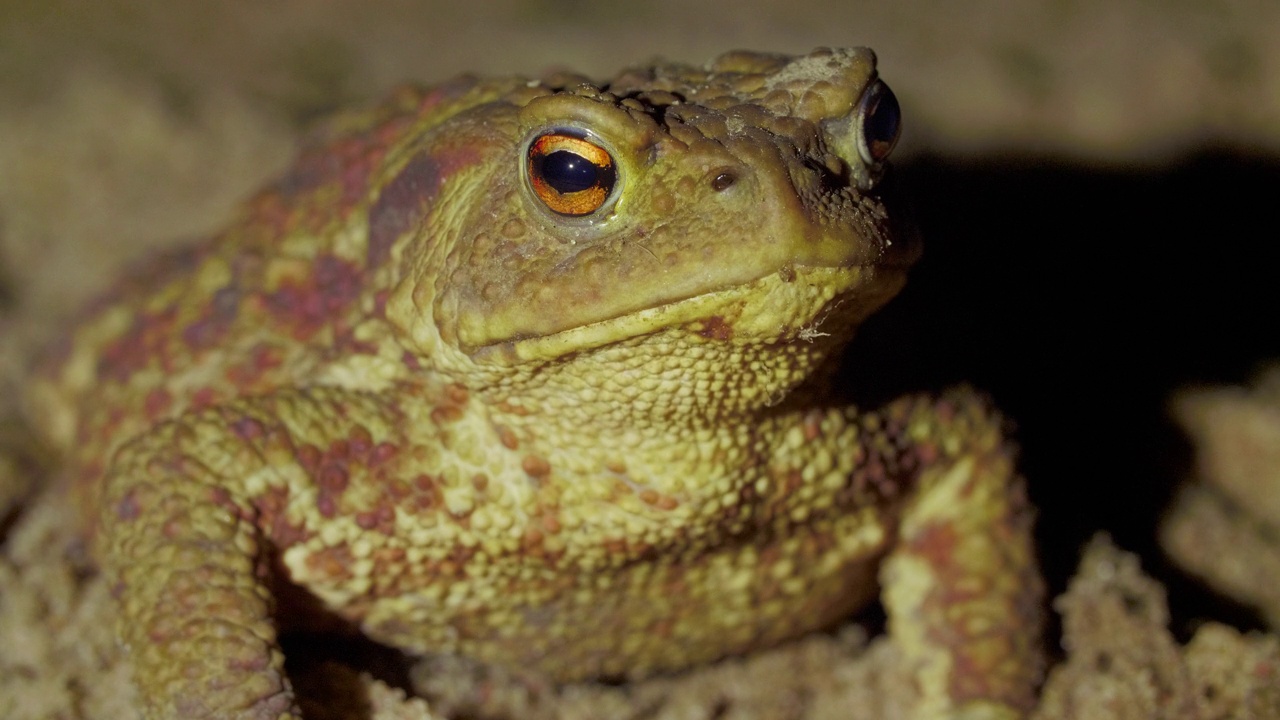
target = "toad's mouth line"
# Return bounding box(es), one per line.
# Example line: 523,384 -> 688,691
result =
467,261 -> 904,366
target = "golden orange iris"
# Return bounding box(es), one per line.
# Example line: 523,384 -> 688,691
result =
526,133 -> 616,216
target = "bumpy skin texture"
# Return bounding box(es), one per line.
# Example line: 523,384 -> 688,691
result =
29,49 -> 1043,719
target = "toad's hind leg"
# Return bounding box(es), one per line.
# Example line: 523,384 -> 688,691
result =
880,389 -> 1044,719
98,419 -> 300,720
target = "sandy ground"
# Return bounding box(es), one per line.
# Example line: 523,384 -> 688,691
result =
1,1 -> 1279,718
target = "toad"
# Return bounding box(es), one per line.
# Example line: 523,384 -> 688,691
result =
28,48 -> 1043,719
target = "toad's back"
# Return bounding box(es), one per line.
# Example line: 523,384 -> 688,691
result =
31,76 -> 524,514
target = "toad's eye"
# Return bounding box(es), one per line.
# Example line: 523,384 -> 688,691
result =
526,132 -> 617,216
855,80 -> 901,167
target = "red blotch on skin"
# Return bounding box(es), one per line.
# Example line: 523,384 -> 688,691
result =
226,342 -> 286,388
225,652 -> 275,674
430,404 -> 464,424
696,316 -> 734,341
803,411 -> 823,441
415,80 -> 463,116
332,327 -> 379,356
231,417 -> 266,441
445,383 -> 469,405
522,455 -> 551,478
306,543 -> 355,582
521,527 -> 544,551
916,441 -> 940,467
383,478 -> 411,502
264,254 -> 363,340
317,495 -> 338,519
209,487 -> 240,516
500,402 -> 532,416
255,486 -> 308,547
411,474 -> 442,512
296,444 -> 322,472
253,190 -> 289,226
305,430 -> 402,520
496,427 -> 518,450
447,544 -> 476,567
161,517 -> 186,540
143,388 -> 173,420
910,520 -> 1033,709
908,522 -> 960,578
96,306 -> 178,382
540,514 -> 561,535
319,464 -> 350,494
182,285 -> 241,351
191,386 -> 221,409
272,149 -> 336,200
339,153 -> 375,207
366,152 -> 446,269
355,504 -> 396,534
371,442 -> 398,465
272,124 -> 390,214
358,80 -> 483,266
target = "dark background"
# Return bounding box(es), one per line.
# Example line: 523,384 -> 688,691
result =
845,151 -> 1280,632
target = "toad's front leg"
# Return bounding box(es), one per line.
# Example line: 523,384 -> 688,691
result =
880,389 -> 1044,719
101,418 -> 297,720
96,388 -> 407,720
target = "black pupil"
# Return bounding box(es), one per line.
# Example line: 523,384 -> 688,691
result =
863,83 -> 901,160
539,150 -> 599,194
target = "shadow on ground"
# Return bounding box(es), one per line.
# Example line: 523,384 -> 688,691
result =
841,150 -> 1280,635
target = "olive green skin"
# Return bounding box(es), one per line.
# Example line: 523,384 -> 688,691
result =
30,48 -> 1042,719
